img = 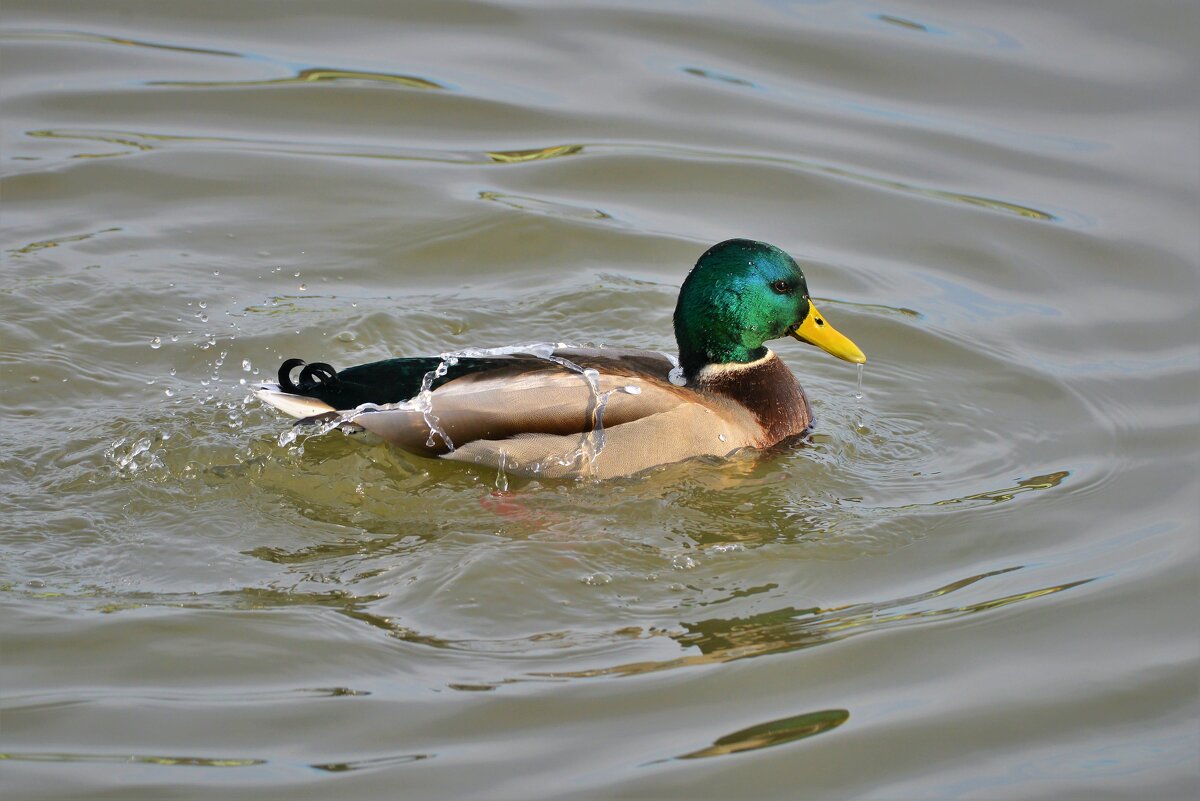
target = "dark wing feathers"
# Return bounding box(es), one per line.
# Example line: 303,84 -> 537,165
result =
317,356 -> 515,408
283,348 -> 679,410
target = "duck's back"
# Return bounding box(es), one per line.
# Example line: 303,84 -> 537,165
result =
258,346 -> 766,478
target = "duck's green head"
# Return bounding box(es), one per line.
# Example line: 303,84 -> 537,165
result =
673,239 -> 866,378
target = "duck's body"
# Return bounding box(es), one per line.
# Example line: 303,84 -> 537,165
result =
256,239 -> 864,479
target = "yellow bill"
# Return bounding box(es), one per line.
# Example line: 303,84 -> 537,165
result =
790,299 -> 866,364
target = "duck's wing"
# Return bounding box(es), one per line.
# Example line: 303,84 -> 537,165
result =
346,350 -> 699,456
256,347 -> 743,462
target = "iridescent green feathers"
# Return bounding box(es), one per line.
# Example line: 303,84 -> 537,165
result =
673,239 -> 813,377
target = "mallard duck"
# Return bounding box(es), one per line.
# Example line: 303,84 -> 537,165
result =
256,239 -> 865,479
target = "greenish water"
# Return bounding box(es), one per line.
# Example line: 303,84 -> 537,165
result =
2,1 -> 1197,799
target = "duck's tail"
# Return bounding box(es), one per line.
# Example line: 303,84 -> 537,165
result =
277,358 -> 339,395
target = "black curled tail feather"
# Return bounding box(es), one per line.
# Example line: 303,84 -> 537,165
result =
278,359 -> 306,391
278,358 -> 339,395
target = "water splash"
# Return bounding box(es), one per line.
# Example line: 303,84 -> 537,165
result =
495,449 -> 510,492
105,434 -> 168,477
494,347 -> 618,477
579,368 -> 609,473
415,358 -> 454,449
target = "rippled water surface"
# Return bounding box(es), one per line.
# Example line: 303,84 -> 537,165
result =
3,1 -> 1198,799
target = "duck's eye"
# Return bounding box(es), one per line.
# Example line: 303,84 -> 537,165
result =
771,280 -> 790,294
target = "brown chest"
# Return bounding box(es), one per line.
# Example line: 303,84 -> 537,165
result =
697,354 -> 812,447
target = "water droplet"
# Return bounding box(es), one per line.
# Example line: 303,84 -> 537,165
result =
213,270 -> 220,276
494,450 -> 510,492
29,375 -> 40,383
199,313 -> 209,323
198,301 -> 207,309
242,359 -> 252,371
855,363 -> 864,400
169,367 -> 176,376
298,283 -> 307,291
164,388 -> 174,397
150,336 -> 161,349
718,433 -> 727,442
623,385 -> 642,395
